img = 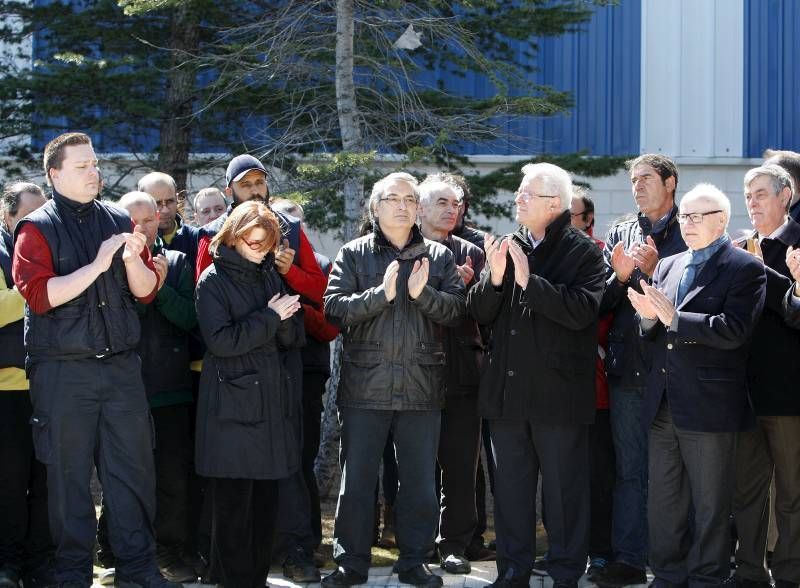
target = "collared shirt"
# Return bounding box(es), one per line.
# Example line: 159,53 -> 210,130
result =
528,233 -> 544,250
757,217 -> 790,246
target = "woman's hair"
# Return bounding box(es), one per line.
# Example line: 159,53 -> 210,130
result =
210,200 -> 281,255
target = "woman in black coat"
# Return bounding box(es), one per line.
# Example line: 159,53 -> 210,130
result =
195,201 -> 303,588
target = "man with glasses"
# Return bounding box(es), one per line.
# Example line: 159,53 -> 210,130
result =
628,183 -> 766,588
417,174 -> 485,575
467,163 -> 605,588
323,172 -> 465,587
594,154 -> 686,588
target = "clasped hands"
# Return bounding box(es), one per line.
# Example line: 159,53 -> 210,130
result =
627,280 -> 675,327
383,258 -> 430,301
484,234 -> 530,289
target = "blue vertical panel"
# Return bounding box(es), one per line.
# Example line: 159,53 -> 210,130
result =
744,0 -> 800,156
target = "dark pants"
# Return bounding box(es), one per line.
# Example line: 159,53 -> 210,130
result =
734,415 -> 800,584
474,420 -> 496,546
333,408 -> 441,576
649,401 -> 736,587
29,352 -> 158,585
209,477 -> 278,588
187,369 -> 210,561
151,403 -> 193,563
490,418 -> 590,583
609,384 -> 649,569
0,391 -> 52,576
301,371 -> 325,548
437,398 -> 481,556
589,409 -> 615,560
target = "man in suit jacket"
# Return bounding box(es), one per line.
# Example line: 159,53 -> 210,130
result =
628,183 -> 766,588
732,165 -> 800,588
468,163 -> 606,588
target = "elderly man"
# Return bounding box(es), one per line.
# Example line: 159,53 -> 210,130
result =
594,154 -> 687,588
323,172 -> 465,587
731,165 -> 800,588
628,184 -> 766,588
12,133 -> 175,587
0,182 -> 51,588
467,163 -> 605,588
192,188 -> 227,227
138,172 -> 198,268
417,174 -> 485,575
763,149 -> 800,222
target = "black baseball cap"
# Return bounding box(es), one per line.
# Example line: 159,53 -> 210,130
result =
225,154 -> 267,186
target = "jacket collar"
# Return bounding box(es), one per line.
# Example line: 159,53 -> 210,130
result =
372,223 -> 427,260
670,240 -> 733,309
213,244 -> 276,283
637,204 -> 679,242
749,217 -> 800,246
511,210 -> 571,255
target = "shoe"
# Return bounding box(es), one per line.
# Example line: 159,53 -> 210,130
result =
0,568 -> 20,588
531,554 -> 549,576
587,557 -> 609,581
99,568 -> 116,586
283,546 -> 322,583
735,578 -> 773,588
159,561 -> 197,584
440,553 -> 471,575
378,504 -> 396,548
593,561 -> 647,587
397,564 -> 443,587
114,573 -> 184,587
322,566 -> 367,587
490,568 -> 531,588
465,538 -> 496,562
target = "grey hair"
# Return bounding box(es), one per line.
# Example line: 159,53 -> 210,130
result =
117,190 -> 157,213
368,172 -> 419,221
418,176 -> 464,207
271,197 -> 305,221
744,165 -> 793,212
137,171 -> 176,194
520,162 -> 573,211
680,183 -> 731,229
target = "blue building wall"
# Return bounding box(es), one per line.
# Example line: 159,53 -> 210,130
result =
744,0 -> 800,157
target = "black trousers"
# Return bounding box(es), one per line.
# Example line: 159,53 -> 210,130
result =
29,352 -> 158,585
437,398 -> 481,556
333,408 -> 441,576
490,418 -> 590,583
151,403 -> 193,561
0,391 -> 52,576
209,477 -> 278,588
301,371 -> 325,549
589,409 -> 615,560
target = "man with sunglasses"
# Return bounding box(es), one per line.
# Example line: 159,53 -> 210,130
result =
628,183 -> 766,588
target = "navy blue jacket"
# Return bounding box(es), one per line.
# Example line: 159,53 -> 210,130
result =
642,241 -> 766,432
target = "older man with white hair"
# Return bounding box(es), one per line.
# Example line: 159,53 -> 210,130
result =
467,162 -> 606,588
628,183 -> 766,588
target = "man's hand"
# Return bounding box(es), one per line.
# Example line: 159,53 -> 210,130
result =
93,234 -> 127,273
275,238 -> 296,275
456,255 -> 474,285
484,234 -> 508,287
153,254 -> 168,290
268,293 -> 301,320
642,281 -> 677,326
507,241 -> 530,290
383,260 -> 400,302
631,236 -> 659,277
787,246 -> 800,296
408,258 -> 430,300
122,229 -> 147,265
627,281 -> 657,320
610,241 -> 636,283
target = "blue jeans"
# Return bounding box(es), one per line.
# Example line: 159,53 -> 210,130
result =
609,384 -> 649,570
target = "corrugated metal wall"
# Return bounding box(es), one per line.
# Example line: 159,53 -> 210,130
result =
744,0 -> 800,157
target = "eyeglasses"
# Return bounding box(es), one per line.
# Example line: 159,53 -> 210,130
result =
241,235 -> 269,250
380,195 -> 418,208
515,190 -> 559,202
676,210 -> 723,225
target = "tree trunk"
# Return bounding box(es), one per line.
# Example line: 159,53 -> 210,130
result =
315,0 -> 365,496
157,1 -> 200,199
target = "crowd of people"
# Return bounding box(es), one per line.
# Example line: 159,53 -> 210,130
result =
0,131 -> 799,588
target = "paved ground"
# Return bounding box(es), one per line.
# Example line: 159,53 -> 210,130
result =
91,563 -> 654,587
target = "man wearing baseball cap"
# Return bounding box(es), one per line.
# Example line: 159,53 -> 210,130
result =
194,154 -> 327,584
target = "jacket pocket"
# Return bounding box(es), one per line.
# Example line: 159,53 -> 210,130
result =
216,371 -> 265,424
29,414 -> 53,465
341,341 -> 386,403
697,366 -> 736,382
408,341 -> 446,404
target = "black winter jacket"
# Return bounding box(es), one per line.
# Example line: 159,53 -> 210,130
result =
600,206 -> 686,387
324,224 -> 465,411
195,245 -> 304,480
467,212 -> 606,423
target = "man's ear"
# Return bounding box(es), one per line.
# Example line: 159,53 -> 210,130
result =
665,175 -> 676,193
